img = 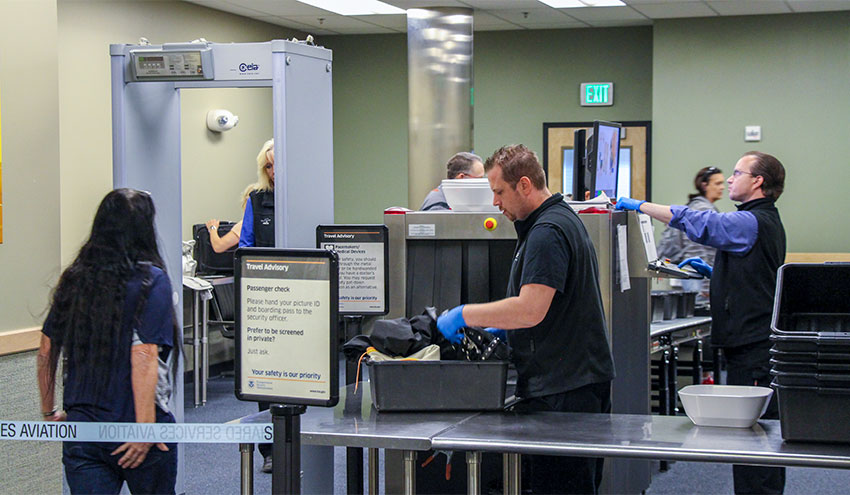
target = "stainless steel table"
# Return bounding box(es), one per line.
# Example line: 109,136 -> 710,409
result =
231,384 -> 478,494
431,411 -> 850,495
650,316 -> 712,417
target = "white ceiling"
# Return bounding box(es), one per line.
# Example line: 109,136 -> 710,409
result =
182,0 -> 850,35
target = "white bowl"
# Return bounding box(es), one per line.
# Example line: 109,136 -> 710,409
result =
678,385 -> 773,428
441,179 -> 499,212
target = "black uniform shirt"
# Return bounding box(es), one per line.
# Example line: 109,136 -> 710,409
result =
507,193 -> 615,398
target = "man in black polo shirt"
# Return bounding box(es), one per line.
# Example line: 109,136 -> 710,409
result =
616,151 -> 787,494
438,144 -> 615,495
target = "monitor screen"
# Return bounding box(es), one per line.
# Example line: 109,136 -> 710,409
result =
564,145 -> 631,200
593,122 -> 621,197
562,148 -> 574,198
617,147 -> 631,198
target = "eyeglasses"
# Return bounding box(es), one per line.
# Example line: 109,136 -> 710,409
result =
732,170 -> 755,178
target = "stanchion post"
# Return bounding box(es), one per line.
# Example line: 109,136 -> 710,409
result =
272,404 -> 307,495
240,443 -> 254,495
466,451 -> 481,495
368,448 -> 379,495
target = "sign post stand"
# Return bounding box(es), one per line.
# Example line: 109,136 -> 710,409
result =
317,225 -> 389,494
235,247 -> 339,495
271,404 -> 308,495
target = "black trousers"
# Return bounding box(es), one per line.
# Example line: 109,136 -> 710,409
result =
723,340 -> 785,495
512,381 -> 612,495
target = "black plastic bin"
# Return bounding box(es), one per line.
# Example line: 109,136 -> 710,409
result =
770,358 -> 850,373
772,380 -> 850,443
769,333 -> 850,353
770,369 -> 850,388
771,263 -> 850,335
651,290 -> 677,321
367,360 -> 508,412
769,347 -> 850,364
675,291 -> 697,319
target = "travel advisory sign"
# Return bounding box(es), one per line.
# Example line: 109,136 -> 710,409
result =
317,225 -> 388,315
234,248 -> 339,407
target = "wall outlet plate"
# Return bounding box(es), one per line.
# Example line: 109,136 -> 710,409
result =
745,125 -> 761,142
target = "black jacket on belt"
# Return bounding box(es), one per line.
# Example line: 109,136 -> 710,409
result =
249,190 -> 275,248
710,198 -> 786,348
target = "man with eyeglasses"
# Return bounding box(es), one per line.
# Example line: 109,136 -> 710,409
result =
420,152 -> 486,211
616,151 -> 787,494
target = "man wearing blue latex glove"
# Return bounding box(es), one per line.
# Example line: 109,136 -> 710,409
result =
614,197 -> 645,212
436,305 -> 466,345
678,257 -> 713,278
628,151 -> 787,495
441,145 -> 614,495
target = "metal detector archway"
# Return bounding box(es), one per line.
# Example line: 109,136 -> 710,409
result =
110,40 -> 334,493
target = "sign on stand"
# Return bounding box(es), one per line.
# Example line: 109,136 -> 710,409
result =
316,225 -> 389,316
235,248 -> 339,407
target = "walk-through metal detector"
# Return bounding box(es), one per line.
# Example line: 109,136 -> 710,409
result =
110,40 -> 334,493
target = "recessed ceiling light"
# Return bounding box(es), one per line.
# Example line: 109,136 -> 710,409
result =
296,0 -> 405,16
538,0 -> 626,8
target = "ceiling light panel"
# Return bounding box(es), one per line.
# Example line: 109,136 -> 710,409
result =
494,8 -> 587,27
629,2 -> 717,19
227,0 -> 328,16
461,0 -> 550,8
706,0 -> 792,15
786,0 -> 850,13
296,0 -> 405,15
537,0 -> 626,7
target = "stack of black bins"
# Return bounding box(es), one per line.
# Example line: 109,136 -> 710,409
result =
769,263 -> 850,443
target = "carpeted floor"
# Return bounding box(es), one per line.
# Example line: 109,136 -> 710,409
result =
184,369 -> 850,495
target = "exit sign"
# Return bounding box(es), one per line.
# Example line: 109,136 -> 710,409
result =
580,82 -> 614,106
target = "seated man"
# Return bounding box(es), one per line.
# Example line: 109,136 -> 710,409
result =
420,152 -> 485,211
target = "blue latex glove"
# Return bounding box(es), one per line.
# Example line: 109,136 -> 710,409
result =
615,197 -> 645,212
485,328 -> 508,341
437,305 -> 466,345
679,257 -> 713,278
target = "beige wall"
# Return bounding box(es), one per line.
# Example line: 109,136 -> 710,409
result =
0,0 -> 61,334
1,1 -> 300,492
57,0 -> 300,266
180,88 -> 273,241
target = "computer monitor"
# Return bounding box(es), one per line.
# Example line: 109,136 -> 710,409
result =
585,120 -> 622,198
571,129 -> 587,200
565,142 -> 631,200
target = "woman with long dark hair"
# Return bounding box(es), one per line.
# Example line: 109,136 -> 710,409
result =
37,188 -> 180,494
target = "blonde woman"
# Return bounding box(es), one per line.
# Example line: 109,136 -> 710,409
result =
204,139 -> 274,253
238,138 -> 275,248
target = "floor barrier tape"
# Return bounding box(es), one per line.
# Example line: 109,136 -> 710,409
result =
0,421 -> 273,443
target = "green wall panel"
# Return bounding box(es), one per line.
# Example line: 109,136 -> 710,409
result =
325,27 -> 653,220
325,34 -> 409,224
652,13 -> 850,252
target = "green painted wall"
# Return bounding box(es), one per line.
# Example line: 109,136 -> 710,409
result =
474,27 -> 653,159
652,12 -> 850,252
325,27 -> 653,222
325,34 -> 410,224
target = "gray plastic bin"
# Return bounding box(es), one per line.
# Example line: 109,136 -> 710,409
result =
367,360 -> 508,412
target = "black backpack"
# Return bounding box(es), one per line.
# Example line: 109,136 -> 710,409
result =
192,222 -> 238,275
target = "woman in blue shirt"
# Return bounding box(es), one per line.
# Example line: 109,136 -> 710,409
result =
37,189 -> 180,494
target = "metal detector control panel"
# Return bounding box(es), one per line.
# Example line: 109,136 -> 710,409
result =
130,48 -> 213,80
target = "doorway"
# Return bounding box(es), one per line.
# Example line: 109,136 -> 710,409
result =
543,121 -> 651,201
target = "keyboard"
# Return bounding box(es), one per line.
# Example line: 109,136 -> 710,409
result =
647,259 -> 704,279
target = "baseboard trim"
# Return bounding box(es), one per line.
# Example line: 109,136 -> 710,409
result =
0,327 -> 41,356
785,253 -> 850,263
